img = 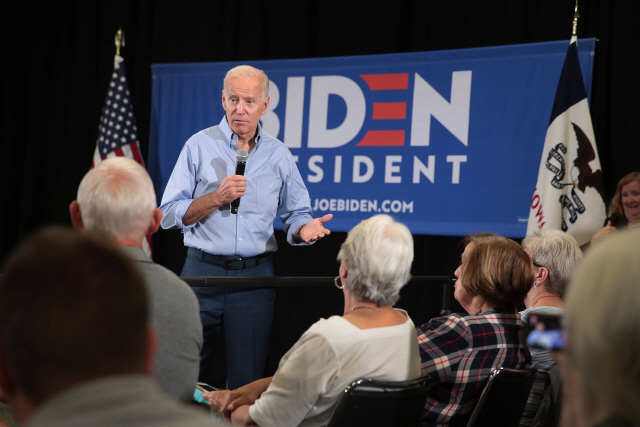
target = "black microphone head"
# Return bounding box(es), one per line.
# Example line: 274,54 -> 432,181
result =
236,149 -> 249,162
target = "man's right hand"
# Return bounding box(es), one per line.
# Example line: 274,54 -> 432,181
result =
182,175 -> 247,225
214,175 -> 247,205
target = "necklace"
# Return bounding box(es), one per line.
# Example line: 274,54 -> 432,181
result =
346,306 -> 379,314
530,294 -> 559,308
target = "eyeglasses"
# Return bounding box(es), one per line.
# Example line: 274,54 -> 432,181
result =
334,276 -> 344,289
533,261 -> 545,268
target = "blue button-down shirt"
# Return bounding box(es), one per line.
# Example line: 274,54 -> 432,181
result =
160,117 -> 313,257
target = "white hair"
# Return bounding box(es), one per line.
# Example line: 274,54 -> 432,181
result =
521,229 -> 583,296
565,229 -> 640,423
76,157 -> 157,241
337,214 -> 413,306
223,65 -> 269,99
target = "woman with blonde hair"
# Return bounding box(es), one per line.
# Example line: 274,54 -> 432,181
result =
560,230 -> 640,426
590,171 -> 640,245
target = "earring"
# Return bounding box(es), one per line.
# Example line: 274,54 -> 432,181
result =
534,281 -> 538,289
334,276 -> 344,290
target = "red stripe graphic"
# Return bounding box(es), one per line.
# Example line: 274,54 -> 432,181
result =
360,73 -> 409,90
372,102 -> 407,120
357,130 -> 405,146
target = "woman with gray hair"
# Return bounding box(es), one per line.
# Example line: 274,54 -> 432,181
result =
520,229 -> 582,323
204,214 -> 422,427
559,230 -> 640,426
518,229 -> 582,427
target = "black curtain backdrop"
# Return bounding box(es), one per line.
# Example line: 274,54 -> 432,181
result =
3,0 -> 639,280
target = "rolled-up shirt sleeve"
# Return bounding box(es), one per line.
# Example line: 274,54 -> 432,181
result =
159,144 -> 198,232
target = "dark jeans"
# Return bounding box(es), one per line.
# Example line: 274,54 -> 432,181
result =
182,254 -> 275,390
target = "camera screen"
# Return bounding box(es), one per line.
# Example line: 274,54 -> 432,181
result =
526,313 -> 565,351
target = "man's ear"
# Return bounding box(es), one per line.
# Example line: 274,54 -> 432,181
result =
146,209 -> 163,235
261,96 -> 270,115
69,201 -> 84,230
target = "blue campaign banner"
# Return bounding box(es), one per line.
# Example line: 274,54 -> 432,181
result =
149,39 -> 595,237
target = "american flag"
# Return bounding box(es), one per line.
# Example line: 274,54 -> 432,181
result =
93,55 -> 144,167
93,55 -> 152,256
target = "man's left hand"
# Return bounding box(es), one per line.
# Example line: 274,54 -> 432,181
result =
299,214 -> 333,243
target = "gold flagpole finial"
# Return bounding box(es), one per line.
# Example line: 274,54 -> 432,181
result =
572,0 -> 580,37
115,28 -> 125,56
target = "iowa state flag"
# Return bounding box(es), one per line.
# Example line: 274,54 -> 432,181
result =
527,37 -> 606,246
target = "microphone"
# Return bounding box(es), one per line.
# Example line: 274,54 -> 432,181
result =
231,149 -> 249,214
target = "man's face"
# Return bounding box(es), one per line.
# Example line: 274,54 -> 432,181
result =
222,76 -> 270,138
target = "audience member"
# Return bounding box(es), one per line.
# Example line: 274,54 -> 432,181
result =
0,227 -> 222,427
69,157 -> 202,401
559,230 -> 640,427
417,234 -> 532,427
590,171 -> 640,245
519,229 -> 582,427
204,214 -> 422,426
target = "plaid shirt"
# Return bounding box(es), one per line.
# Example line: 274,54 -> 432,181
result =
417,307 -> 531,427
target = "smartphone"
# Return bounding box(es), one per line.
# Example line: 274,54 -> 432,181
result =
526,312 -> 565,351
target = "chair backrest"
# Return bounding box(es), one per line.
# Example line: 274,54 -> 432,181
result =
466,363 -> 538,427
327,374 -> 430,427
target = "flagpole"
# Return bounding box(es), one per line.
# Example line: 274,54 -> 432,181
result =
572,1 -> 579,42
115,27 -> 125,56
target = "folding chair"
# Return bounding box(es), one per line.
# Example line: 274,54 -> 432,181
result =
465,363 -> 539,427
327,374 -> 430,427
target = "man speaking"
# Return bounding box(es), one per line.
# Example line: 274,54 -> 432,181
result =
160,65 -> 332,390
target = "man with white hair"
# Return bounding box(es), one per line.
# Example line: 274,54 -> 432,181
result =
69,157 -> 202,402
160,65 -> 332,389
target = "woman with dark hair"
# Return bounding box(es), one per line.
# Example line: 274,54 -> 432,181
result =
417,234 -> 533,427
590,171 -> 640,245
